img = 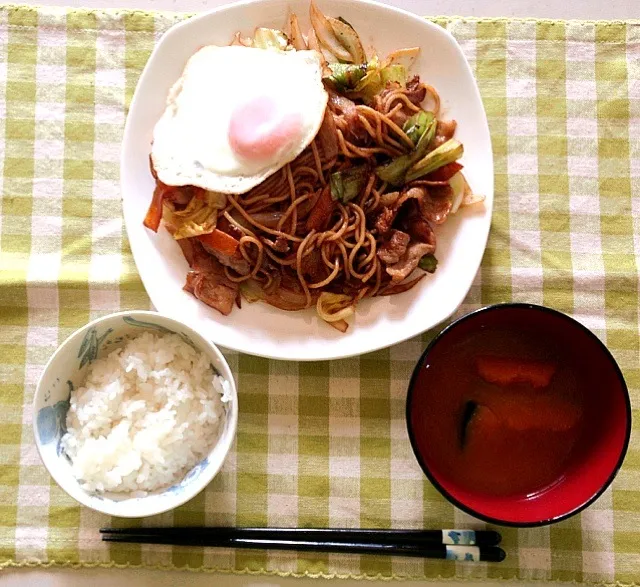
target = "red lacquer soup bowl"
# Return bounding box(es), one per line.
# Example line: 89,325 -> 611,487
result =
406,304 -> 631,527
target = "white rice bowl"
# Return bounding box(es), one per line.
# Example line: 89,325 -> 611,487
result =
61,331 -> 231,494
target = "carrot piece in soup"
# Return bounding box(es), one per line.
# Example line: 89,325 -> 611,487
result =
476,356 -> 556,389
473,390 -> 582,433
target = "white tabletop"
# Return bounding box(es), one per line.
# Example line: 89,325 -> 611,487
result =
2,0 -> 635,585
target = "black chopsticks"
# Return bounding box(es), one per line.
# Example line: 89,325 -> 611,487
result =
100,527 -> 505,563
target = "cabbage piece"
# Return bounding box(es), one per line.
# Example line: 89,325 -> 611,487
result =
350,55 -> 379,89
383,47 -> 420,70
463,192 -> 486,207
330,165 -> 368,203
403,110 -> 432,145
375,113 -> 436,184
449,171 -> 465,214
449,171 -> 484,214
350,58 -> 380,102
329,48 -> 417,103
324,62 -> 368,92
456,172 -> 486,209
350,56 -> 408,103
418,253 -> 438,273
253,28 -> 289,51
380,64 -> 407,86
406,139 -> 464,182
170,191 -> 227,239
238,279 -> 263,303
353,69 -> 383,102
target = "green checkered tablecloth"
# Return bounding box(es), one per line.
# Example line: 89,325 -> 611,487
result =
0,5 -> 638,582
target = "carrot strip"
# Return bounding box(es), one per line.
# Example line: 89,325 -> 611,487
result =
143,182 -> 170,232
305,186 -> 335,232
197,229 -> 240,256
424,162 -> 463,182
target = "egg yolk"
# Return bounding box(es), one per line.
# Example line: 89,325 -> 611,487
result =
228,96 -> 303,161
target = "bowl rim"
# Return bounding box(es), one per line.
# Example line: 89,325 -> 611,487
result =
405,302 -> 632,528
32,309 -> 238,518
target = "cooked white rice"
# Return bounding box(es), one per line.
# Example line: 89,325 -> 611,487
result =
62,331 -> 231,494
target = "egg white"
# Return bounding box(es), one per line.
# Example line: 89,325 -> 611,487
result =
151,45 -> 328,195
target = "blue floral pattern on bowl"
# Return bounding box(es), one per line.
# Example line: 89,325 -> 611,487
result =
33,310 -> 237,518
77,327 -> 113,369
165,458 -> 210,495
122,315 -> 198,350
37,399 -> 70,445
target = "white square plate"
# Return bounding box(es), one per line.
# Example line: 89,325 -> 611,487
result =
121,0 -> 493,361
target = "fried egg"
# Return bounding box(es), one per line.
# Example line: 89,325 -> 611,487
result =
151,45 -> 328,194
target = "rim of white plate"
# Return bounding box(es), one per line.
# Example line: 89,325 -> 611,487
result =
121,0 -> 493,361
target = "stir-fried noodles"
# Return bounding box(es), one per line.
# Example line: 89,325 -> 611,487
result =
144,1 -> 484,332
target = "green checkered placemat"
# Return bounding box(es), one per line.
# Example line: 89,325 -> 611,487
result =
0,5 -> 638,582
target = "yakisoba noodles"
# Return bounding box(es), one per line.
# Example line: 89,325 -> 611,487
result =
144,1 -> 484,332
